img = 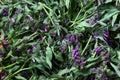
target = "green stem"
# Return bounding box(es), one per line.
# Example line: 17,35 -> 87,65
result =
38,2 -> 55,26
70,8 -> 83,27
81,36 -> 92,56
3,62 -> 17,69
70,0 -> 94,27
4,68 -> 31,80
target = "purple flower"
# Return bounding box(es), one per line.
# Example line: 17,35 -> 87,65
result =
86,17 -> 93,25
32,58 -> 36,62
84,52 -> 88,56
104,53 -> 109,58
75,59 -> 80,63
44,28 -> 48,32
93,33 -> 98,39
9,18 -> 15,23
101,0 -> 105,3
72,50 -> 78,57
14,8 -> 20,14
104,77 -> 109,80
69,35 -> 76,43
102,30 -> 109,38
114,23 -> 118,27
2,7 -> 9,16
0,70 -> 5,79
2,40 -> 8,45
103,60 -> 110,65
65,18 -> 69,23
95,47 -> 102,54
80,61 -> 85,66
31,45 -> 35,49
27,49 -> 32,53
66,34 -> 71,40
92,68 -> 97,72
72,44 -> 80,57
27,45 -> 35,53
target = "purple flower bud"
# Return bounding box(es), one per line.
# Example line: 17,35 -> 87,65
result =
102,30 -> 109,38
9,18 -> 15,23
85,17 -> 93,25
27,49 -> 32,53
32,58 -> 36,62
75,55 -> 80,59
0,70 -> 5,79
72,50 -> 77,57
14,8 -> 20,14
95,47 -> 102,54
103,60 -> 110,65
93,33 -> 98,39
114,23 -> 118,27
31,45 -> 35,49
27,45 -> 35,53
84,52 -> 88,56
65,18 -> 69,23
2,7 -> 9,16
69,35 -> 76,43
66,34 -> 71,40
104,53 -> 109,58
75,43 -> 80,50
104,77 -> 109,80
44,28 -> 48,32
80,61 -> 85,66
2,40 -> 8,45
92,68 -> 97,72
75,59 -> 80,63
72,44 -> 80,56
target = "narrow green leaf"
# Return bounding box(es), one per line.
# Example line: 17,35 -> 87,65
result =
4,50 -> 12,59
110,62 -> 120,77
15,75 -> 27,80
112,14 -> 118,26
65,0 -> 70,9
46,47 -> 52,69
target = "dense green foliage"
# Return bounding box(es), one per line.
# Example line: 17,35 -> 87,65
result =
0,0 -> 120,80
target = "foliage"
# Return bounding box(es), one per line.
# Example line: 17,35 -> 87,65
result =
0,0 -> 120,80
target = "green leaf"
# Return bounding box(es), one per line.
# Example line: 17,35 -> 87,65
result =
15,75 -> 27,80
46,47 -> 52,69
117,51 -> 120,60
76,21 -> 91,27
58,67 -> 76,76
65,0 -> 70,9
4,50 -> 12,59
58,69 -> 69,76
100,8 -> 119,22
105,0 -> 112,3
25,5 -> 31,13
110,62 -> 120,77
16,14 -> 23,23
112,14 -> 118,26
115,34 -> 120,39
